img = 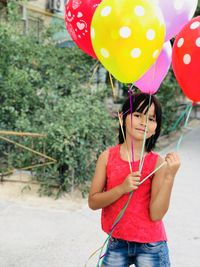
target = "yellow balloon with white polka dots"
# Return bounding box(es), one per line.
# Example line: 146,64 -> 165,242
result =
91,0 -> 166,83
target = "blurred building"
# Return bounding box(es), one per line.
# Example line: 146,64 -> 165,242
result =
0,0 -> 73,46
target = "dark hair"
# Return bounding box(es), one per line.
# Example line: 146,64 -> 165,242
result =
119,92 -> 162,152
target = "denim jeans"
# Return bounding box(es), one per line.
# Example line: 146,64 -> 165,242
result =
102,237 -> 170,267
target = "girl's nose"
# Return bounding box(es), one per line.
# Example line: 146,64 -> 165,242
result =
140,115 -> 146,125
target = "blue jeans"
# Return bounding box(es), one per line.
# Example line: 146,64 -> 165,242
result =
102,237 -> 170,267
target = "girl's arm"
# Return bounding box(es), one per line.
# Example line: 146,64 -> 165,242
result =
149,152 -> 181,221
88,150 -> 140,210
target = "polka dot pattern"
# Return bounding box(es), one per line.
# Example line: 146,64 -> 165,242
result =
146,29 -> 155,40
196,37 -> 200,47
134,6 -> 145,16
177,37 -> 184,47
91,28 -> 95,39
101,6 -> 112,17
91,0 -> 165,83
175,18 -> 200,66
119,27 -> 132,38
100,48 -> 110,58
183,54 -> 191,65
190,21 -> 200,30
131,48 -> 141,58
172,16 -> 200,102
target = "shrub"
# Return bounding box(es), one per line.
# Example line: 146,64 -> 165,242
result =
10,86 -> 117,195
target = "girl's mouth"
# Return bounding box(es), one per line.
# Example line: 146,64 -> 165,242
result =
136,128 -> 146,132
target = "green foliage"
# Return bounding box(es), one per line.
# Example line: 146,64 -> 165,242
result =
11,87 -> 117,194
0,24 -> 95,129
0,20 -> 116,195
44,89 -> 115,189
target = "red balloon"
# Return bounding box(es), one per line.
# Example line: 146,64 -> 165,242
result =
65,0 -> 101,59
172,16 -> 200,103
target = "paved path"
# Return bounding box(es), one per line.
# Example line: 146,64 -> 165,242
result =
0,126 -> 200,267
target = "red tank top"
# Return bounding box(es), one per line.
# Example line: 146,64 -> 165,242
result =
101,144 -> 167,243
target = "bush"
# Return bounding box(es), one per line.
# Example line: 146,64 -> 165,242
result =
13,87 -> 117,195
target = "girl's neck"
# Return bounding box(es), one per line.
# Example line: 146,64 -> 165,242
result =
123,138 -> 145,154
120,141 -> 147,162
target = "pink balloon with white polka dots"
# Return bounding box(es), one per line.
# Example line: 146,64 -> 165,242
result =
172,16 -> 200,103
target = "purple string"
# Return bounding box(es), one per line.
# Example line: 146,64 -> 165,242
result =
128,87 -> 134,163
128,87 -> 133,126
131,139 -> 134,163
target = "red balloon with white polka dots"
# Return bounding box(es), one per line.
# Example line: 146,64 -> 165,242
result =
172,16 -> 200,103
65,0 -> 101,59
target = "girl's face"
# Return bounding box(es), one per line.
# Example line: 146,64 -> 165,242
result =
125,103 -> 157,141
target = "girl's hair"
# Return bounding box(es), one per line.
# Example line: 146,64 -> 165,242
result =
119,92 -> 162,152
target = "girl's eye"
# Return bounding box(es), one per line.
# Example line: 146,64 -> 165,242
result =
149,117 -> 156,122
133,113 -> 141,118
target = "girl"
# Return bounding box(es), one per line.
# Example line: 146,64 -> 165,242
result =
88,92 -> 180,267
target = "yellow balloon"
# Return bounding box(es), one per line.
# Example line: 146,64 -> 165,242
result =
91,0 -> 166,83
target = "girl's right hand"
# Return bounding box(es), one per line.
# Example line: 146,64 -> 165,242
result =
120,172 -> 141,194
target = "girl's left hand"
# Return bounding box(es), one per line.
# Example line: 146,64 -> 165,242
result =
165,152 -> 181,179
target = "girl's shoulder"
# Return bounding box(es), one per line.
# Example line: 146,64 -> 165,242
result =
101,144 -> 119,155
149,150 -> 159,156
150,151 -> 165,167
98,145 -> 119,165
99,149 -> 109,160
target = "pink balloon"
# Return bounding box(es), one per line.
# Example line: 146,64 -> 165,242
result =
154,0 -> 198,41
135,41 -> 172,94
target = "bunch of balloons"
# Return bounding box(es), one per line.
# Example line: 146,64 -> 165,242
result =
65,0 -> 199,99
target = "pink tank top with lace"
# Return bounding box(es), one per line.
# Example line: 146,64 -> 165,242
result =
101,144 -> 167,243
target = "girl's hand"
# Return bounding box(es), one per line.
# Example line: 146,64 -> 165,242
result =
165,152 -> 181,179
120,172 -> 141,194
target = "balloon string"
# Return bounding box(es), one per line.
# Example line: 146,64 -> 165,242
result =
176,103 -> 193,151
96,192 -> 133,267
131,139 -> 134,163
109,73 -> 117,99
88,62 -> 100,85
139,94 -> 152,173
118,112 -> 133,173
139,161 -> 166,185
128,87 -> 135,163
170,104 -> 191,132
151,57 -> 157,95
96,94 -> 151,265
128,86 -> 133,128
94,112 -> 134,266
